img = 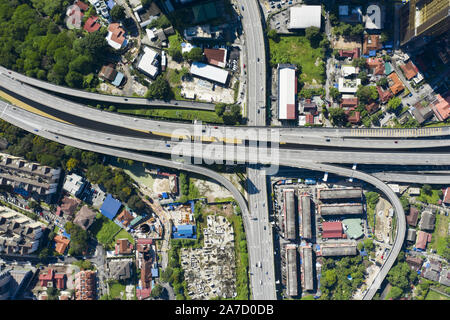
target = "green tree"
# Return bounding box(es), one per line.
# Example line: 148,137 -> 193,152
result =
150,284 -> 163,298
328,107 -> 347,127
387,97 -> 402,113
183,47 -> 204,62
352,57 -> 367,68
66,157 -> 79,172
323,269 -> 337,288
350,24 -> 364,37
305,26 -> 322,47
421,184 -> 432,196
215,103 -> 226,116
110,5 -> 126,22
145,76 -> 172,100
376,77 -> 388,88
267,29 -> 280,42
358,71 -> 369,85
356,86 -> 378,105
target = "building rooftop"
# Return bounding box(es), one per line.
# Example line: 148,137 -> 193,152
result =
278,64 -> 297,120
137,46 -> 160,78
401,61 -> 419,80
322,221 -> 343,239
73,205 -> 96,231
100,194 -> 122,220
289,5 -> 321,29
83,16 -> 101,33
388,72 -> 405,95
190,61 -> 229,85
54,235 -> 70,255
406,206 -> 419,227
415,230 -> 431,250
419,211 -> 436,231
204,48 -> 227,68
432,93 -> 450,122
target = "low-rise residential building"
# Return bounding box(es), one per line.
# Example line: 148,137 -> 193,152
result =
415,230 -> 432,250
38,268 -> 67,290
406,206 -> 419,227
184,25 -> 222,41
137,46 -> 160,78
0,207 -> 44,254
56,196 -> 81,219
406,228 -> 417,242
115,238 -> 133,255
412,102 -> 434,124
204,48 -> 227,68
106,23 -> 128,50
366,58 -> 385,76
83,16 -> 101,33
74,270 -> 96,300
99,64 -> 125,87
63,173 -> 86,197
400,60 -> 419,80
340,97 -> 358,109
419,211 -> 436,231
432,93 -> 450,122
107,259 -> 132,281
405,255 -> 423,271
0,152 -> 61,198
73,205 -> 96,231
362,34 -> 382,56
387,72 -> 405,95
54,235 -> 70,255
377,86 -> 393,104
338,48 -> 360,60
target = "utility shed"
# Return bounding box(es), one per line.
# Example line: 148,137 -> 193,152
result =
286,245 -> 298,296
321,244 -> 358,257
317,188 -> 363,201
318,203 -> 363,216
301,246 -> 314,291
284,189 -> 297,240
406,228 -> 417,242
300,195 -> 312,239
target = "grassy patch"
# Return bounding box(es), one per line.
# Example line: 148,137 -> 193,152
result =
416,189 -> 441,205
90,214 -> 121,249
116,107 -> 223,123
108,280 -> 126,299
269,36 -> 325,84
114,228 -> 135,244
430,214 -> 449,255
165,67 -> 189,100
425,289 -> 450,300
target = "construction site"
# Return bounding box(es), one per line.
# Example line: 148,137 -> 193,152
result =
180,215 -> 236,299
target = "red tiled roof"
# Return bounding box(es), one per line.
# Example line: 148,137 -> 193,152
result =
339,48 -> 360,59
39,268 -> 54,287
286,104 -> 296,119
108,23 -> 126,46
340,98 -> 358,109
84,16 -> 101,33
407,206 -> 419,227
377,86 -> 393,103
366,58 -> 385,75
116,238 -> 133,255
54,235 -> 70,255
363,34 -> 382,55
432,94 -> 450,121
75,0 -> 89,11
400,61 -> 419,80
204,48 -> 226,67
116,209 -> 134,227
137,238 -> 153,245
322,221 -> 343,238
443,187 -> 450,204
347,111 -> 361,124
416,231 -> 431,250
366,102 -> 379,114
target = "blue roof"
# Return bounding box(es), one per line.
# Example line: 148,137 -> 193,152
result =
369,50 -> 377,57
172,224 -> 196,239
111,72 -> 124,87
151,268 -> 159,277
62,231 -> 71,240
162,192 -> 169,199
100,194 -> 122,220
107,0 -> 115,9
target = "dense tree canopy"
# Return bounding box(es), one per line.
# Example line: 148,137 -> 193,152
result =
145,76 -> 172,100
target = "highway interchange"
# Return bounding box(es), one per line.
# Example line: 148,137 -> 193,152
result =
0,0 -> 449,301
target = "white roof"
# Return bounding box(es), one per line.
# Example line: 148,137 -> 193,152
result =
137,46 -> 159,77
278,66 -> 296,120
289,5 -> 321,29
190,62 -> 229,84
365,4 -> 381,29
63,173 -> 85,196
146,28 -> 156,41
338,78 -> 361,93
341,65 -> 357,77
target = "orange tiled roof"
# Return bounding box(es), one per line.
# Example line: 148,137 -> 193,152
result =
388,72 -> 405,95
54,235 -> 70,255
108,23 -> 126,46
432,94 -> 450,121
400,61 -> 419,80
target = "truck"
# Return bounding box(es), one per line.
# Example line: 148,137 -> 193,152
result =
305,178 -> 316,185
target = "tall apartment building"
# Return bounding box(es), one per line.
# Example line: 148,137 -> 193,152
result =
399,0 -> 450,46
0,153 -> 61,199
74,270 -> 96,300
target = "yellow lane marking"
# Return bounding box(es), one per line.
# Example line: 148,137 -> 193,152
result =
0,89 -> 71,124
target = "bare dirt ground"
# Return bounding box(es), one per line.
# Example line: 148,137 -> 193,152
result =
181,77 -> 235,103
153,178 -> 171,194
192,178 -> 233,202
333,36 -> 362,50
374,197 -> 393,244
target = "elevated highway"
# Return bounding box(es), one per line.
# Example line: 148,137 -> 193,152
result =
3,101 -> 406,300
